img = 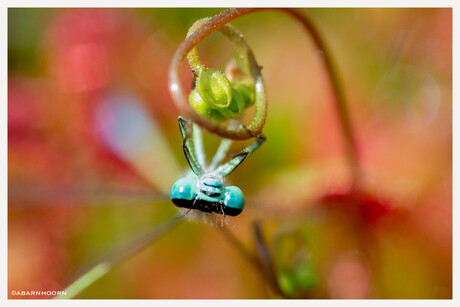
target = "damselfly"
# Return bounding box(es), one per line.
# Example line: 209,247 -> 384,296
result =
171,116 -> 265,223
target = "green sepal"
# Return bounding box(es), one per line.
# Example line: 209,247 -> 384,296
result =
217,88 -> 245,119
196,69 -> 233,110
189,89 -> 226,122
234,80 -> 255,108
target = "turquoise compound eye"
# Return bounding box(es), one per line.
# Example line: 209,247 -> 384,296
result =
223,186 -> 245,216
170,177 -> 197,208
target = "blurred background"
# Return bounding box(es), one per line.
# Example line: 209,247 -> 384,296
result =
8,8 -> 452,299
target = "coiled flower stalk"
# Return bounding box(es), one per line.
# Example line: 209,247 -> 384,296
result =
186,18 -> 258,124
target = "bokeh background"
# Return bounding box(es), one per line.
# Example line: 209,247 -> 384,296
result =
8,8 -> 452,299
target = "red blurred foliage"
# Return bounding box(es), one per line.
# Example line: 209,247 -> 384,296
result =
42,9 -> 162,186
8,78 -> 43,139
320,187 -> 403,228
9,10 -> 167,297
47,9 -> 128,93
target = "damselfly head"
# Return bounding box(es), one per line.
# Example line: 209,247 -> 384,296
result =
170,175 -> 245,217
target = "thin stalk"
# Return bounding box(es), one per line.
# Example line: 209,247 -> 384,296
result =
209,138 -> 233,170
253,221 -> 284,296
278,8 -> 360,185
169,8 -> 360,181
55,215 -> 182,299
218,226 -> 285,297
186,18 -> 210,73
8,184 -> 169,210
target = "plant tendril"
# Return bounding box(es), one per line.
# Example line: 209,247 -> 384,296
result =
169,9 -> 266,140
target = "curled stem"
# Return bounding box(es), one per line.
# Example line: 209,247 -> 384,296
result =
186,18 -> 209,72
169,8 -> 359,180
169,8 -> 266,140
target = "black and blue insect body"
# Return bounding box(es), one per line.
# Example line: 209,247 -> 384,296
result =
170,116 -> 264,218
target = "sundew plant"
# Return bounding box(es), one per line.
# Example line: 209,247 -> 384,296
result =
8,8 -> 452,299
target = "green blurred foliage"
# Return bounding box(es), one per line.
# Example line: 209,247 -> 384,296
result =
8,8 -> 51,75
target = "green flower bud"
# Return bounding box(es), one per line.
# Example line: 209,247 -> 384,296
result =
189,89 -> 226,122
196,69 -> 233,110
294,261 -> 318,291
278,262 -> 317,298
234,80 -> 255,108
217,88 -> 245,119
278,270 -> 297,297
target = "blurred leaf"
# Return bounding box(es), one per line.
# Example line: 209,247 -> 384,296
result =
8,8 -> 52,75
